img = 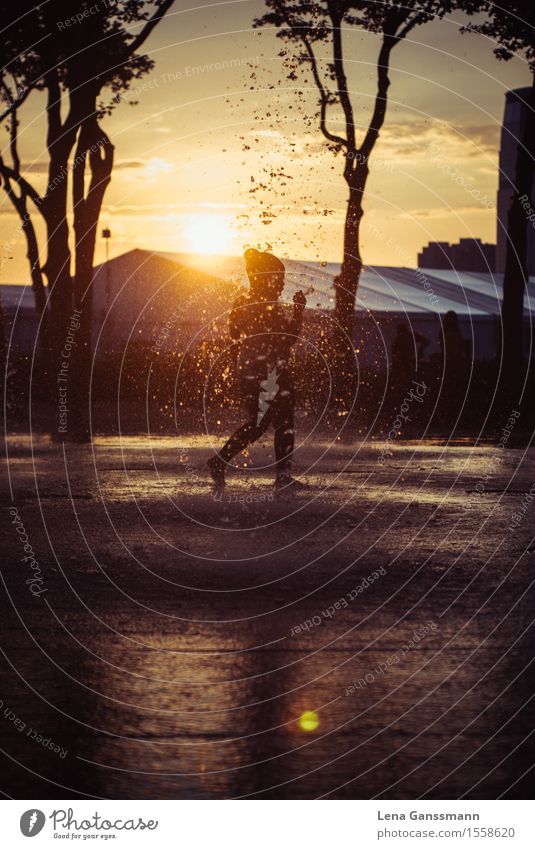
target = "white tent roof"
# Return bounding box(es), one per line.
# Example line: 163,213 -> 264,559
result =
3,251 -> 535,319
159,252 -> 535,318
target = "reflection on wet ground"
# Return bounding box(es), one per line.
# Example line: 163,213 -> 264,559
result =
2,436 -> 535,798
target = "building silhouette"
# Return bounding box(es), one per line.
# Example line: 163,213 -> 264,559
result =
418,238 -> 495,272
497,86 -> 535,275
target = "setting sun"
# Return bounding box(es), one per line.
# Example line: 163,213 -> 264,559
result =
185,215 -> 233,255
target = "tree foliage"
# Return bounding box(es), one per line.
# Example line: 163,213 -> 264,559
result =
464,0 -> 535,69
0,1 -> 175,439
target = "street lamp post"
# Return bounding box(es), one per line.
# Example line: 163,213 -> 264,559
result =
102,228 -> 112,309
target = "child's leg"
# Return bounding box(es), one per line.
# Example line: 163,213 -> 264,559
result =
273,376 -> 295,476
218,419 -> 261,464
214,381 -> 272,466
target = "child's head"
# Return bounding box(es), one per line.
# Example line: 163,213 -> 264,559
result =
244,248 -> 285,300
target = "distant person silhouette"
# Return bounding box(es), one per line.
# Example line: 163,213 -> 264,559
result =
441,310 -> 468,370
207,248 -> 306,492
438,310 -> 471,426
391,322 -> 429,384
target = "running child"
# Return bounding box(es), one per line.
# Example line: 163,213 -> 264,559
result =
207,248 -> 306,491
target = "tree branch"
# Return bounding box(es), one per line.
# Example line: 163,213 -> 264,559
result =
358,35 -> 394,162
73,118 -> 115,235
126,0 -> 176,57
72,127 -> 88,221
0,164 -> 43,209
397,11 -> 429,41
0,154 -> 47,316
0,79 -> 31,124
44,69 -> 63,150
358,10 -> 425,164
0,89 -> 44,209
9,114 -> 21,175
330,5 -> 356,153
0,156 -> 24,216
302,35 -> 348,149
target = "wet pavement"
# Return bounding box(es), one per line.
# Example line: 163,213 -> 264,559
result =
2,435 -> 535,799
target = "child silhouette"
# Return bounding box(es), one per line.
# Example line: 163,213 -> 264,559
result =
207,248 -> 306,492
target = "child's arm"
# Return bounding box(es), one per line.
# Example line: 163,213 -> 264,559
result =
229,294 -> 248,340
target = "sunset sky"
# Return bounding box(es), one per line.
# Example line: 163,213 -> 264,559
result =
1,0 -> 532,283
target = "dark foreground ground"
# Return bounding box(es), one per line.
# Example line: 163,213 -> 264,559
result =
1,434 -> 535,799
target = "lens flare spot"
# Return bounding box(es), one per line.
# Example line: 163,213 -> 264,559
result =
298,710 -> 319,732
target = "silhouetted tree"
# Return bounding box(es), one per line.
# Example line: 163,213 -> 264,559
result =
255,0 -> 477,412
465,1 -> 534,402
0,0 -> 175,440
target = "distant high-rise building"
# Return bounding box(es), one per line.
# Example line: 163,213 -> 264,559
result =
417,241 -> 451,269
497,86 -> 535,275
418,238 -> 495,272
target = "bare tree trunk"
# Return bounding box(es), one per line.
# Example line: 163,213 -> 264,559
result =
41,75 -> 92,437
328,27 -> 393,420
70,117 -> 114,442
41,144 -> 79,438
500,76 -> 535,402
22,214 -> 47,319
20,209 -> 51,416
43,153 -> 75,327
334,178 -> 366,340
330,172 -> 368,418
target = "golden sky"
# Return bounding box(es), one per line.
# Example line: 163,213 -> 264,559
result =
0,0 -> 531,283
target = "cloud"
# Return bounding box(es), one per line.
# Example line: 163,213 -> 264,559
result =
118,157 -> 173,180
21,159 -> 147,173
460,123 -> 501,154
115,161 -> 144,170
104,200 -> 251,216
378,120 -> 499,162
103,203 -> 179,216
247,120 -> 499,173
398,205 -> 494,220
199,201 -> 249,209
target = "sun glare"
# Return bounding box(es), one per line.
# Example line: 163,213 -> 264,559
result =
185,215 -> 233,255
